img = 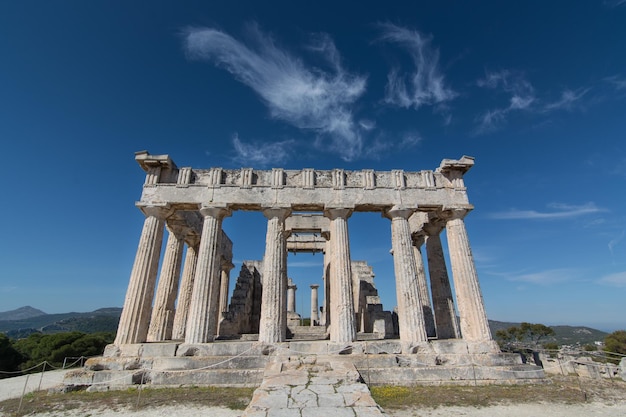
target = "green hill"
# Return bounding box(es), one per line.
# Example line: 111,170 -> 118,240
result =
0,307 -> 121,338
0,306 -> 47,321
488,320 -> 608,346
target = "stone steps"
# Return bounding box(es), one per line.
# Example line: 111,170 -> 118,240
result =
64,367 -> 265,388
288,326 -> 328,340
63,339 -> 546,391
242,355 -> 388,416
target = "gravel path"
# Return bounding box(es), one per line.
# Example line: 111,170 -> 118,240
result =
0,369 -> 71,402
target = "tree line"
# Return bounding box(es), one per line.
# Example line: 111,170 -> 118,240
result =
0,331 -> 114,378
495,322 -> 626,364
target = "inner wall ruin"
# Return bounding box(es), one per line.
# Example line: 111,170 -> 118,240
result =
115,151 -> 497,353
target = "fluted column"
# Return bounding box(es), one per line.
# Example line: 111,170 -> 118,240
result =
114,204 -> 171,345
147,225 -> 186,341
287,279 -> 297,313
258,207 -> 291,343
219,260 -> 234,314
412,234 -> 436,338
322,239 -> 331,327
171,237 -> 199,340
385,207 -> 428,344
445,209 -> 492,342
325,207 -> 356,344
425,221 -> 460,339
310,284 -> 319,326
185,204 -> 231,343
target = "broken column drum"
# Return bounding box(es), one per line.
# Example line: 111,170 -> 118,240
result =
115,152 -> 497,351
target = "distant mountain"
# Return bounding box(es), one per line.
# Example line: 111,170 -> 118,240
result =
0,306 -> 47,321
488,320 -> 608,346
0,306 -> 610,347
0,307 -> 122,338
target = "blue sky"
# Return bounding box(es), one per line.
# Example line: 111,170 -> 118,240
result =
1,1 -> 625,332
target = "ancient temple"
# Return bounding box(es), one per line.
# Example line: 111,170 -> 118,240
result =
64,151 -> 546,389
114,151 -> 497,353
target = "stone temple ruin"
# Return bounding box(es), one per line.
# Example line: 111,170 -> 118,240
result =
64,151 -> 545,389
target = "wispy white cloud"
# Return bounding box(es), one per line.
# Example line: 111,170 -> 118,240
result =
598,271 -> 626,287
475,108 -> 506,133
605,75 -> 626,90
475,70 -> 597,133
363,129 -> 422,160
359,119 -> 376,131
379,23 -> 456,110
543,88 -> 590,112
183,24 -> 367,161
608,229 -> 625,257
490,202 -> 605,220
603,0 -> 626,8
507,268 -> 578,285
477,69 -> 534,95
399,131 -> 422,148
231,133 -> 294,167
475,69 -> 535,133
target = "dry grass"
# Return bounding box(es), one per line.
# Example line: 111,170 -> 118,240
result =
370,375 -> 626,410
0,385 -> 254,417
0,375 -> 624,416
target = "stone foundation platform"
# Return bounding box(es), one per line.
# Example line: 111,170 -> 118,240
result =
63,339 -> 545,390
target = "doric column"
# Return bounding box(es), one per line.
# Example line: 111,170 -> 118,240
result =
114,204 -> 171,345
445,209 -> 492,342
147,224 -> 186,341
287,279 -> 297,313
185,204 -> 231,344
412,234 -> 436,338
325,207 -> 356,344
424,220 -> 460,339
258,207 -> 291,343
322,239 -> 331,327
310,284 -> 319,326
219,260 -> 234,314
385,206 -> 428,344
171,237 -> 199,340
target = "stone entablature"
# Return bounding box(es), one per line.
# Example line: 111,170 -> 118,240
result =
135,151 -> 474,212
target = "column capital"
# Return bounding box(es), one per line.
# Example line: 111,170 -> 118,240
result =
442,207 -> 472,221
137,203 -> 174,219
184,233 -> 201,249
423,220 -> 445,236
310,284 -> 320,289
384,205 -> 415,220
220,259 -> 235,272
262,206 -> 292,220
165,222 -> 188,240
324,206 -> 353,220
199,204 -> 232,220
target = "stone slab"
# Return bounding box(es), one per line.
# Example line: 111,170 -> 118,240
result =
241,355 -> 388,416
